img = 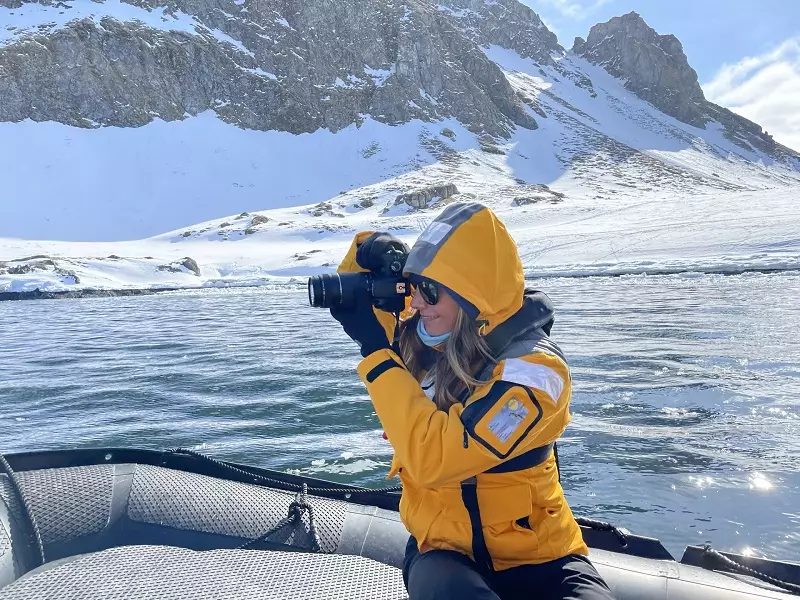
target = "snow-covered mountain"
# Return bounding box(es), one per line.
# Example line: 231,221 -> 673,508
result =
1,0 -> 799,295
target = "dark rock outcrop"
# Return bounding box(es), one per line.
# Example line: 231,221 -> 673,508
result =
395,183 -> 459,209
0,0 -> 537,137
572,12 -> 706,128
572,12 -> 799,160
435,0 -> 562,64
157,257 -> 200,276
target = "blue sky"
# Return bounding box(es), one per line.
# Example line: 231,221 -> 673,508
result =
526,0 -> 798,81
523,0 -> 800,150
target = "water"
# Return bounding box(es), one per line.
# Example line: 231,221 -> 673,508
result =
1,273 -> 799,562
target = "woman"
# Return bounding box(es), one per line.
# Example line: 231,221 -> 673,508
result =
330,202 -> 614,600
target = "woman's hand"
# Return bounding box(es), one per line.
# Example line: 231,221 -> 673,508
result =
355,232 -> 410,275
330,288 -> 392,358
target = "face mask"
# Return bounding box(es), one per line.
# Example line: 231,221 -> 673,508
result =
417,317 -> 452,347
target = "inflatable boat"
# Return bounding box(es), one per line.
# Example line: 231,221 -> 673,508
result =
1,448 -> 798,599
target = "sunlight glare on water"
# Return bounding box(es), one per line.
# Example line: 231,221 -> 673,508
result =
1,272 -> 799,561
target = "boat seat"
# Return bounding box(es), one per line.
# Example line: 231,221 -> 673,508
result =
0,545 -> 409,600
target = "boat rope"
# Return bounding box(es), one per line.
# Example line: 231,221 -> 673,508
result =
166,448 -> 403,495
702,544 -> 800,596
169,449 -> 637,546
0,453 -> 46,567
238,482 -> 323,553
575,516 -> 628,547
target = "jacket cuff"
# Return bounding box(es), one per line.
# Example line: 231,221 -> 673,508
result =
357,348 -> 406,384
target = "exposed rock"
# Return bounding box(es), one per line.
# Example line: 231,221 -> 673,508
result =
181,257 -> 200,276
572,12 -> 798,160
244,228 -> 256,235
310,202 -> 345,217
479,138 -> 506,155
358,197 -> 376,208
2,257 -> 80,284
440,128 -> 456,140
420,129 -> 462,163
511,184 -> 566,206
7,259 -> 56,274
395,183 -> 459,209
15,254 -> 50,261
237,212 -> 250,219
518,91 -> 547,118
219,222 -> 232,228
7,264 -> 34,275
360,142 -> 381,158
157,257 -> 200,276
435,0 -> 562,65
156,265 -> 179,273
0,0 -> 537,137
250,215 -> 270,226
703,102 -> 784,156
573,12 -> 707,127
0,287 -> 191,301
55,267 -> 80,284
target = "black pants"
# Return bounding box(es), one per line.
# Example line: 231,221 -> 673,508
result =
403,538 -> 615,600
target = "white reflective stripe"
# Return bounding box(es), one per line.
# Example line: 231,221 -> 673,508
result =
418,222 -> 452,245
501,358 -> 564,402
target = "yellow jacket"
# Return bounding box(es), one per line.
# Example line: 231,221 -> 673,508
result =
338,202 -> 587,571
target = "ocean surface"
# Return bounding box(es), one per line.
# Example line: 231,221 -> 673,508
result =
2,272 -> 799,562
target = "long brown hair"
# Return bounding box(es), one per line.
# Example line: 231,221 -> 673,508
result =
400,310 -> 494,410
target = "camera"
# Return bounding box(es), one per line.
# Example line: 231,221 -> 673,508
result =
308,240 -> 410,313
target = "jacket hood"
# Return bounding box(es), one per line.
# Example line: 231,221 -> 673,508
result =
404,202 -> 526,335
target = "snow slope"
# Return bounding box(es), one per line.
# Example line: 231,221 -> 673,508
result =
2,187 -> 800,294
2,39 -> 799,294
0,114 -> 477,242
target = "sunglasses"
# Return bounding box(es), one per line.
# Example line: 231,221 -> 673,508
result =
413,280 -> 440,305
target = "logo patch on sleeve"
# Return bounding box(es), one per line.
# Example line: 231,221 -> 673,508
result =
487,397 -> 529,443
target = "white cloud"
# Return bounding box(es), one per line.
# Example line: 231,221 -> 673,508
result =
532,0 -> 616,20
703,37 -> 800,153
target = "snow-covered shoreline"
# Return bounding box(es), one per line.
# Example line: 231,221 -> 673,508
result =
3,186 -> 799,299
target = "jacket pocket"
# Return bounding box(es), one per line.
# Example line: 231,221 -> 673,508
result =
477,483 -> 533,525
398,470 -> 424,528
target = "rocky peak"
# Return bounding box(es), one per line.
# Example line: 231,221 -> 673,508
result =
573,11 -> 707,128
435,0 -> 562,65
0,0 -> 536,136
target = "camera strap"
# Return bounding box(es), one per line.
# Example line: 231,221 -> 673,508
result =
391,312 -> 402,355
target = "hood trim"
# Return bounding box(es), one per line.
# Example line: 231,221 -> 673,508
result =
483,290 -> 555,356
404,203 -> 487,278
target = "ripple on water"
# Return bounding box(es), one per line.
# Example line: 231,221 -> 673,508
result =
1,274 -> 799,561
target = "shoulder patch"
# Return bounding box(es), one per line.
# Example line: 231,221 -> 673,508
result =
487,396 -> 529,443
461,381 -> 543,458
502,358 -> 565,403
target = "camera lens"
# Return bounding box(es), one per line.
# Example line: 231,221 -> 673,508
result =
308,272 -> 376,309
308,273 -> 342,308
